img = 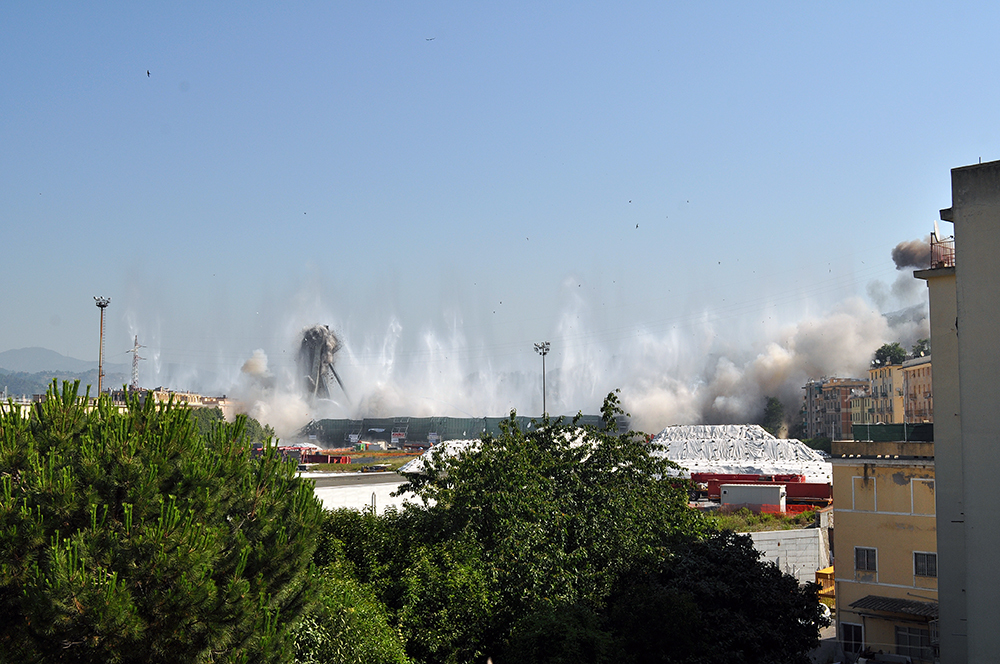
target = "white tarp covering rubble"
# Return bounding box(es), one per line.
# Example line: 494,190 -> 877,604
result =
398,427 -> 589,476
649,424 -> 831,483
399,424 -> 831,484
398,439 -> 480,475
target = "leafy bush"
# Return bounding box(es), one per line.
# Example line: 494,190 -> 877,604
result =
294,560 -> 409,664
708,507 -> 817,532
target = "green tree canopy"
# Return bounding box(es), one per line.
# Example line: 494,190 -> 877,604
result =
190,406 -> 276,444
0,381 -> 323,663
293,558 -> 410,664
189,404 -> 226,437
911,338 -> 930,358
873,342 -> 907,366
602,531 -> 826,664
318,392 -> 826,663
761,396 -> 784,436
396,392 -> 707,616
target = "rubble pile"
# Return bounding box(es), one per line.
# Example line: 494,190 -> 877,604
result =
650,424 -> 831,483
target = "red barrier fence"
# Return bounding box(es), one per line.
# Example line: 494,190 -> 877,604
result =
301,454 -> 351,464
690,472 -> 806,484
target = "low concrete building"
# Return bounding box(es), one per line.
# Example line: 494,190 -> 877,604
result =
720,483 -> 786,511
747,528 -> 828,586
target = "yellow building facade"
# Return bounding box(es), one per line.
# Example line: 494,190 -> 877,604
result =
832,440 -> 937,662
867,364 -> 905,425
902,356 -> 933,424
849,390 -> 873,438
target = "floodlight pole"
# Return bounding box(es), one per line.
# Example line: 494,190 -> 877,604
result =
534,341 -> 550,417
94,296 -> 111,395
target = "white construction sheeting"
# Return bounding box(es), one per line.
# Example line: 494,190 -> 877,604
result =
399,424 -> 831,484
398,439 -> 479,475
650,424 -> 831,483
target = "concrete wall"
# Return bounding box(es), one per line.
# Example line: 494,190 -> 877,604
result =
942,160 -> 1000,662
915,263 -> 963,661
833,440 -> 935,458
747,528 -> 826,586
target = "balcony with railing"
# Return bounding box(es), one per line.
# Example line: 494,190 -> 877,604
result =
931,234 -> 955,269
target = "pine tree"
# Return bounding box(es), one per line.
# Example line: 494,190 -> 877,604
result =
0,381 -> 323,663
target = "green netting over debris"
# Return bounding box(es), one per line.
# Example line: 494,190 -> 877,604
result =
298,413 -> 629,448
851,422 -> 933,442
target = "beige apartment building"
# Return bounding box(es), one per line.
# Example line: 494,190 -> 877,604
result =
832,439 -> 937,662
912,159 -> 1000,662
868,363 -> 905,425
851,358 -> 933,437
849,389 -> 873,437
902,355 -> 933,424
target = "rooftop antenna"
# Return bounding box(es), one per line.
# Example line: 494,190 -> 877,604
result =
94,297 -> 111,394
127,335 -> 146,391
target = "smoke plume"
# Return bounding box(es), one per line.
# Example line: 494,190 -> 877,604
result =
891,236 -> 931,270
121,240 -> 932,441
241,349 -> 274,388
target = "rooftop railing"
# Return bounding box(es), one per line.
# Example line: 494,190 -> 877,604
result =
931,235 -> 955,269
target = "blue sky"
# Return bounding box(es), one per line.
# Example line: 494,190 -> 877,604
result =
1,3 -> 995,429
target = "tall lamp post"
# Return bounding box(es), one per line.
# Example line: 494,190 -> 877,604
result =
94,296 -> 111,394
534,341 -> 550,417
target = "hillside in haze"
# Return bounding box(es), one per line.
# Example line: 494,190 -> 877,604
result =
0,369 -> 130,399
0,347 -> 127,374
0,348 -> 129,398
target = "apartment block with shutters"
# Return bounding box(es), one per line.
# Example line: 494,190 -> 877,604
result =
803,377 -> 868,440
832,439 -> 937,662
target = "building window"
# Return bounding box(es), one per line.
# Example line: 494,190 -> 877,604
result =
855,546 -> 877,572
842,623 -> 863,654
914,552 -> 937,577
896,625 -> 932,661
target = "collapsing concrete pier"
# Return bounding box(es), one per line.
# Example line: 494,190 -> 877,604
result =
298,324 -> 349,403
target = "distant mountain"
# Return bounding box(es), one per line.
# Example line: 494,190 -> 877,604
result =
0,347 -> 126,374
0,368 -> 129,400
